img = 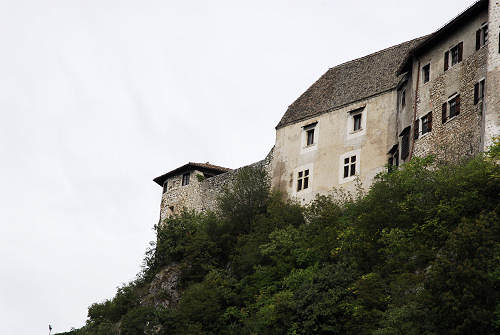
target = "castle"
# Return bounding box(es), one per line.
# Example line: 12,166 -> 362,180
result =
155,0 -> 500,222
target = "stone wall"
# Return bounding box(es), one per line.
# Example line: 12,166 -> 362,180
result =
413,47 -> 488,160
158,148 -> 273,223
403,6 -> 490,161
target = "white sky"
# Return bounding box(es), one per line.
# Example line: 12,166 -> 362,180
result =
0,0 -> 476,333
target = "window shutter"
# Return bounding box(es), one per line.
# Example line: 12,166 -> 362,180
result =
442,102 -> 447,123
455,95 -> 461,115
476,30 -> 481,50
444,51 -> 449,71
414,120 -> 419,140
474,83 -> 479,104
428,112 -> 433,132
458,42 -> 463,62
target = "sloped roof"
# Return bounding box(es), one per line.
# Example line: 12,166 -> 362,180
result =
276,36 -> 427,129
153,162 -> 231,186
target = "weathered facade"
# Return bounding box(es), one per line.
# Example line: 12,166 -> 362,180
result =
155,0 -> 499,220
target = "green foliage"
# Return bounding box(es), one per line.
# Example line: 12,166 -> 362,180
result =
60,145 -> 500,335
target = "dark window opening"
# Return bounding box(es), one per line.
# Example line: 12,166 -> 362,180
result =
388,145 -> 399,172
445,42 -> 463,70
474,79 -> 486,105
353,113 -> 362,131
422,64 -> 430,83
401,89 -> 406,108
401,128 -> 410,160
449,95 -> 460,118
476,24 -> 489,50
451,45 -> 459,65
297,169 -> 309,191
182,172 -> 190,186
306,128 -> 315,146
422,112 -> 432,135
162,181 -> 168,194
343,156 -> 357,178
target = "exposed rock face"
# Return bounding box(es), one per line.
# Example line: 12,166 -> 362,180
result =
144,263 -> 181,309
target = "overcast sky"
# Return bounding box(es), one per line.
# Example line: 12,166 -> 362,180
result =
0,0 -> 477,333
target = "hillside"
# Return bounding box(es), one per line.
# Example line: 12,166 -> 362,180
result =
58,142 -> 500,335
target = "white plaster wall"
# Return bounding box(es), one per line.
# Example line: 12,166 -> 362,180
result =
272,91 -> 396,202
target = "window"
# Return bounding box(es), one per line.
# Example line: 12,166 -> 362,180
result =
421,112 -> 432,135
422,64 -> 430,83
182,172 -> 190,186
347,107 -> 366,138
474,79 -> 486,105
297,169 -> 309,192
388,145 -> 399,172
444,42 -> 463,71
476,23 -> 489,50
306,128 -> 315,146
343,156 -> 357,178
162,181 -> 168,194
442,94 -> 461,123
401,89 -> 406,108
353,113 -> 362,131
400,126 -> 410,160
414,112 -> 433,140
339,150 -> 360,184
302,122 -> 318,152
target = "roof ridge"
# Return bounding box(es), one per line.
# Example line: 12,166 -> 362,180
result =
326,35 -> 428,71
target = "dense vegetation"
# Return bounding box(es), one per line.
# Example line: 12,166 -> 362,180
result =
60,144 -> 500,335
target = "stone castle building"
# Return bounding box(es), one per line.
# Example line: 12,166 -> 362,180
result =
155,0 -> 500,222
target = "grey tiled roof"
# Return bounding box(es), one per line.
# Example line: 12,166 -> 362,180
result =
276,36 -> 427,129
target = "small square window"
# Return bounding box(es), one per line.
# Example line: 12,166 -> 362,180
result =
353,113 -> 362,131
182,172 -> 190,186
343,156 -> 357,178
422,64 -> 430,83
306,128 -> 315,146
297,169 -> 310,192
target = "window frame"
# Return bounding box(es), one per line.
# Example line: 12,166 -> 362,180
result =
442,93 -> 461,124
301,122 -> 319,153
400,126 -> 411,160
353,113 -> 362,132
306,128 -> 315,146
444,42 -> 463,71
296,169 -> 310,192
422,63 -> 431,83
476,23 -> 489,50
421,112 -> 432,136
181,172 -> 190,186
474,78 -> 486,105
347,106 -> 367,139
339,150 -> 360,184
